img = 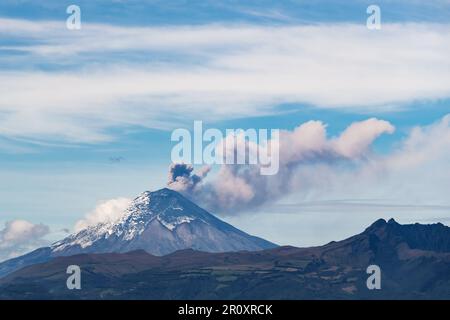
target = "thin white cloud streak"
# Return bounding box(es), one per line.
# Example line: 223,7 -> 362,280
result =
1,19 -> 450,143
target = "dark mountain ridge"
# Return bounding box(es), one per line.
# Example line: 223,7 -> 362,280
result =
1,218 -> 449,299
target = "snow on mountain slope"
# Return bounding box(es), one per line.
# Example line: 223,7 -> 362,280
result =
50,188 -> 277,256
0,188 -> 276,278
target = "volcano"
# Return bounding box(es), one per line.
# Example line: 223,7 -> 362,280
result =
0,188 -> 276,278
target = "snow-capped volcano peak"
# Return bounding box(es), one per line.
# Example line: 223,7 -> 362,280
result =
116,188 -> 204,235
52,188 -> 203,251
51,188 -> 276,256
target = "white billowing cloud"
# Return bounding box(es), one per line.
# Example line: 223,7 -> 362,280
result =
363,114 -> 450,205
74,197 -> 132,232
332,118 -> 395,158
276,118 -> 395,165
0,219 -> 50,261
385,114 -> 450,170
1,19 -> 450,143
0,220 -> 49,244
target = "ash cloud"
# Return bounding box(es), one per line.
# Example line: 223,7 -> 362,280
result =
168,118 -> 397,215
167,163 -> 211,193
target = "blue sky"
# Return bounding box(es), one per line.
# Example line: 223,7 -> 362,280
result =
0,0 -> 450,260
1,0 -> 449,24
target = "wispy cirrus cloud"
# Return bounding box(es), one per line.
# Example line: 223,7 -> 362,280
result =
1,19 -> 450,144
